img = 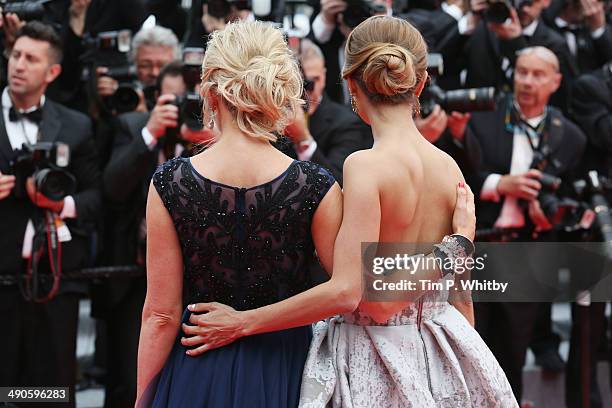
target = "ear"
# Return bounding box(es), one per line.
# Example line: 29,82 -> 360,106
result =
414,72 -> 428,98
46,63 -> 62,84
550,72 -> 562,93
346,77 -> 358,96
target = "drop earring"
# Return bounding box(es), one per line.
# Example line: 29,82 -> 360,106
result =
350,94 -> 358,114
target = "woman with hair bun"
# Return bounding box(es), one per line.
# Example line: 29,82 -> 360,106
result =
298,15 -> 518,407
136,18 -> 478,408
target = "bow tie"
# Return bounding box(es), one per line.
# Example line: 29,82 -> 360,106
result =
9,106 -> 43,124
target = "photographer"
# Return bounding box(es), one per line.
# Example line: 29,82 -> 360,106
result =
99,59 -> 212,407
95,25 -> 180,167
566,65 -> 612,408
283,39 -> 371,185
460,46 -> 586,403
0,22 -> 101,407
437,0 -> 577,112
544,0 -> 612,74
309,0 -> 389,103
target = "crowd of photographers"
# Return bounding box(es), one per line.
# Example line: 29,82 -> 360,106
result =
0,0 -> 610,407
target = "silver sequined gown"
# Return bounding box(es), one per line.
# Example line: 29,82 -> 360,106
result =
299,279 -> 519,408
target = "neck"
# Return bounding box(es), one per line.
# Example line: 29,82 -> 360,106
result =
518,103 -> 546,120
367,103 -> 422,145
10,89 -> 44,110
214,111 -> 275,153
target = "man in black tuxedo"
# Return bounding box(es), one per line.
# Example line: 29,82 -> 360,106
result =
460,47 -> 586,403
284,39 -> 371,185
566,66 -> 612,408
437,0 -> 577,111
543,0 -> 612,75
0,22 -> 101,407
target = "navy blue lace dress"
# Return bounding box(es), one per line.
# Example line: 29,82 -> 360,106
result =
150,157 -> 335,408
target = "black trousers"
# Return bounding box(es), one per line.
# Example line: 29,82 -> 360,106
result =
0,286 -> 79,408
565,302 -> 608,408
475,301 -> 540,402
102,277 -> 146,408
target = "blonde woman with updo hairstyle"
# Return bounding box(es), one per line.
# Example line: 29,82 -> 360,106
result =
297,15 -> 518,407
136,18 -> 480,408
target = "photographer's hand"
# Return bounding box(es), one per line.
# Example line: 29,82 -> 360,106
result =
1,12 -> 25,52
497,169 -> 542,200
0,172 -> 15,200
528,199 -> 553,231
581,0 -> 606,33
488,7 -> 522,40
26,178 -> 64,213
284,107 -> 313,144
96,67 -> 118,97
320,0 -> 347,25
447,111 -> 471,143
146,94 -> 179,139
415,105 -> 448,143
69,0 -> 92,37
180,124 -> 217,144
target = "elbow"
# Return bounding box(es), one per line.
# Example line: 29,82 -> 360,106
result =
142,305 -> 182,331
334,283 -> 362,314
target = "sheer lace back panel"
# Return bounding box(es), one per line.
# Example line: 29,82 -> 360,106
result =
152,157 -> 335,310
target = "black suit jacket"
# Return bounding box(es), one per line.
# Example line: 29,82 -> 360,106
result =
308,94 -> 372,185
96,112 -> 154,311
0,97 -> 101,275
546,21 -> 612,75
571,69 -> 612,176
464,98 -> 586,228
103,111 -> 156,264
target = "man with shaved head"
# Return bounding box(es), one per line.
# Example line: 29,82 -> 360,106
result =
455,46 -> 586,403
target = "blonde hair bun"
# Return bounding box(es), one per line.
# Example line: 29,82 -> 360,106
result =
361,44 -> 416,97
200,21 -> 303,142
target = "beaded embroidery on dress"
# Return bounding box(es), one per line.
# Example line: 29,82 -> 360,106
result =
152,157 -> 334,309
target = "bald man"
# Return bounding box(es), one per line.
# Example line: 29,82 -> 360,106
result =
457,46 -> 587,403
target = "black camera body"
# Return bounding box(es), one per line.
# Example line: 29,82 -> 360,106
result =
177,47 -> 205,131
420,53 -> 496,116
0,0 -> 53,21
343,0 -> 386,28
10,142 -> 76,201
484,0 -> 513,24
105,64 -> 140,114
81,30 -> 144,114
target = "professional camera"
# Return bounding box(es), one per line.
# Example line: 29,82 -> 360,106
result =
528,144 -> 595,231
105,64 -> 140,114
0,0 -> 54,21
176,47 -> 204,131
420,54 -> 496,116
10,142 -> 76,201
207,0 -> 251,19
483,0 -> 513,24
343,0 -> 386,28
80,30 -> 146,114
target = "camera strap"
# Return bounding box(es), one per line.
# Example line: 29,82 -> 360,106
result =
504,97 -> 550,153
20,210 -> 62,303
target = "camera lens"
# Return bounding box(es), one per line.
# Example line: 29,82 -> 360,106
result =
35,169 -> 77,201
112,86 -> 140,114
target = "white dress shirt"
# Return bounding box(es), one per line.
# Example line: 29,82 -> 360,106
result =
2,88 -> 76,219
480,111 -> 546,228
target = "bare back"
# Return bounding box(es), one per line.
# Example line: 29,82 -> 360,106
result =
357,132 -> 464,245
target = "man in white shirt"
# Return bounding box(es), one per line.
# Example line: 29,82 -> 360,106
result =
0,21 -> 101,408
457,47 -> 586,403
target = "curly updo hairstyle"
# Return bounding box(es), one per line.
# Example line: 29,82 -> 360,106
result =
200,20 -> 304,142
342,15 -> 428,107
